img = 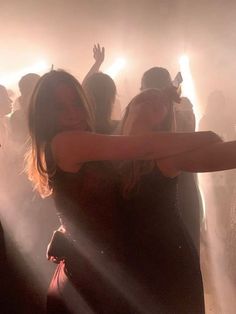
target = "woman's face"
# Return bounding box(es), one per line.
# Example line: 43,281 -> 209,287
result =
53,83 -> 88,132
146,102 -> 168,131
130,100 -> 169,133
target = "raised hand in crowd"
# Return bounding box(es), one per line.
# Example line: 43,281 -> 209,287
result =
82,43 -> 105,85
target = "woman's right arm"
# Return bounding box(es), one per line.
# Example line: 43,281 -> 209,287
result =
51,130 -> 221,172
82,44 -> 105,86
158,140 -> 236,176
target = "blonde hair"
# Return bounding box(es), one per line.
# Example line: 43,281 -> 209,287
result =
119,88 -> 179,198
25,70 -> 95,197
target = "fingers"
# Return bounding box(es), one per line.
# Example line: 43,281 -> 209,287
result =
93,43 -> 105,57
47,254 -> 64,264
92,43 -> 105,64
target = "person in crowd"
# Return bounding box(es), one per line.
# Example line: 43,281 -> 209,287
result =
0,87 -> 15,312
26,69 -> 223,314
140,66 -> 202,253
10,73 -> 40,144
0,84 -> 13,191
83,72 -> 117,134
3,73 -> 58,313
140,66 -> 195,131
118,88 -> 205,313
118,87 -> 236,313
82,43 -> 105,86
0,84 -> 12,115
0,84 -> 12,146
83,44 -> 118,133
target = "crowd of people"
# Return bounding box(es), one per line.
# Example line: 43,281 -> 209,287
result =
1,44 -> 236,313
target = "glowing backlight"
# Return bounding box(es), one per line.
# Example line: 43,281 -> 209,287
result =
105,57 -> 126,79
0,60 -> 49,88
179,54 -> 201,127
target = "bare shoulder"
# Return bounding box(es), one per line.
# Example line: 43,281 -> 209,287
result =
51,131 -> 72,156
52,131 -> 91,148
51,131 -> 91,172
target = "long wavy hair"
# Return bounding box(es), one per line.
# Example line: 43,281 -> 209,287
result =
25,70 -> 94,197
119,87 -> 180,198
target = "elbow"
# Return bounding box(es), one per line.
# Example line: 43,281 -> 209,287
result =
207,131 -> 223,144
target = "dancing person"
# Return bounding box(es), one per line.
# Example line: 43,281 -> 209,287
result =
82,43 -> 105,86
140,66 -> 195,131
140,66 -> 202,252
82,44 -> 118,133
118,89 -> 236,313
0,85 -> 13,311
118,88 -> 206,313
10,73 -> 40,144
83,72 -> 117,134
26,70 -> 221,314
0,84 -> 12,146
0,84 -> 13,190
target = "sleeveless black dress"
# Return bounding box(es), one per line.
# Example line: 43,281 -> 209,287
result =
123,167 -> 205,314
47,159 -> 204,313
48,161 -> 141,314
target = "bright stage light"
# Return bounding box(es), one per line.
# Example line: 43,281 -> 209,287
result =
28,60 -> 48,73
105,57 -> 127,79
0,59 -> 49,88
178,54 -> 201,126
179,55 -> 189,68
179,54 -> 206,220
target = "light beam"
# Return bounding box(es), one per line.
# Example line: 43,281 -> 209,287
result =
105,57 -> 126,79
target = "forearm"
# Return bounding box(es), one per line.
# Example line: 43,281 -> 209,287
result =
53,131 -> 222,167
82,62 -> 102,86
153,131 -> 222,159
169,141 -> 236,173
107,131 -> 222,161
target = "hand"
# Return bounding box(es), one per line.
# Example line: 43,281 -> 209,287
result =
46,228 -> 67,264
46,241 -> 64,264
93,43 -> 105,65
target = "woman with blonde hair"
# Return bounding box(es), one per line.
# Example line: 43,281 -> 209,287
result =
118,87 -> 210,313
26,70 -> 222,313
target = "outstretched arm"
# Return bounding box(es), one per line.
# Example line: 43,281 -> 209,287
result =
82,44 -> 105,86
157,140 -> 236,177
51,130 -> 222,172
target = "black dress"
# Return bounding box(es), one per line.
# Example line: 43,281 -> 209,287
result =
123,167 -> 205,314
47,161 -> 141,314
47,158 -> 204,313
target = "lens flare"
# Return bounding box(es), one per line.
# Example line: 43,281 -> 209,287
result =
0,59 -> 49,88
105,57 -> 126,79
178,54 -> 206,220
179,54 -> 201,127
